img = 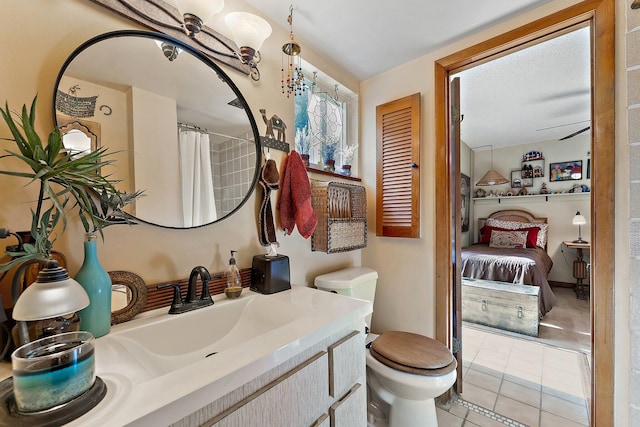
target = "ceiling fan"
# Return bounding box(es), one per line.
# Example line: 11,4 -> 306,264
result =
559,126 -> 591,141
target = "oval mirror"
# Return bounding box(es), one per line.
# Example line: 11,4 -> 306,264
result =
53,30 -> 261,228
108,271 -> 147,325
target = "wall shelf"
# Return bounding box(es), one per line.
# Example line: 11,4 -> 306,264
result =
473,192 -> 590,203
306,166 -> 361,182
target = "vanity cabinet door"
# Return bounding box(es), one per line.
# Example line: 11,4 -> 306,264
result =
329,383 -> 366,427
212,352 -> 329,427
328,330 -> 364,398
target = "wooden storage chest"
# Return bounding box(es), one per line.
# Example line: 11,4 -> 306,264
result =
462,278 -> 540,337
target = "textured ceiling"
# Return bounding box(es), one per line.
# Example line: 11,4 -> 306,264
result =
454,25 -> 591,148
243,0 -> 552,81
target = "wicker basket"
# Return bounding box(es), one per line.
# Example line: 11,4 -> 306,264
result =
311,181 -> 367,253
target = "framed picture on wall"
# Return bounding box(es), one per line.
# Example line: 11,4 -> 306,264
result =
461,173 -> 470,232
549,160 -> 582,181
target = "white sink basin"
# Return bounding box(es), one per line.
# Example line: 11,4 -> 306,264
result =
70,286 -> 372,427
103,293 -> 307,374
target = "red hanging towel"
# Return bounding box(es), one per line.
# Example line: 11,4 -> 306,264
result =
277,151 -> 317,239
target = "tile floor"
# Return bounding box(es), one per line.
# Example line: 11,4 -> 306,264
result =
436,288 -> 591,427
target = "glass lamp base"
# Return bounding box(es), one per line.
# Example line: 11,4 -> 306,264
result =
11,314 -> 81,347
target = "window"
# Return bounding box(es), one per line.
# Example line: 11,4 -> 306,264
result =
294,76 -> 350,168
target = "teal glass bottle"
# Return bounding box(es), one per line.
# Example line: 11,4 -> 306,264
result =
75,232 -> 111,337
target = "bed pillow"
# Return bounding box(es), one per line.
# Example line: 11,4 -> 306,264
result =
479,225 -> 539,248
485,218 -> 548,248
489,230 -> 529,249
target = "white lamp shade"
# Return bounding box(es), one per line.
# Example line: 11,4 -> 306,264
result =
176,0 -> 224,24
573,213 -> 587,225
12,262 -> 90,321
225,12 -> 272,51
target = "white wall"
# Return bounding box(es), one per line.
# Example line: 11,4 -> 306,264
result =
130,87 -> 182,226
472,134 -> 591,196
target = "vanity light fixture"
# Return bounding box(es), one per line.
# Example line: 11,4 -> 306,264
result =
174,0 -> 271,80
175,0 -> 225,37
572,210 -> 588,243
156,40 -> 181,61
90,0 -> 271,80
475,145 -> 509,186
281,5 -> 306,97
225,12 -> 272,81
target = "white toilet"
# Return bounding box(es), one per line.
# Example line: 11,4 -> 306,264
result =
315,267 -> 457,427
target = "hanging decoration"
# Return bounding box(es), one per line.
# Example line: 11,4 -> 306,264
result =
55,85 -> 98,118
281,5 -> 307,98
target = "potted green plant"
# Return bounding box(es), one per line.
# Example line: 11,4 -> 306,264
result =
0,97 -> 139,268
0,97 -> 141,337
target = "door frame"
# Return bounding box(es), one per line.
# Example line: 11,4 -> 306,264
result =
434,0 -> 614,424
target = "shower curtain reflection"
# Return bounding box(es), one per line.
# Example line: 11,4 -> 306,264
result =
179,129 -> 217,227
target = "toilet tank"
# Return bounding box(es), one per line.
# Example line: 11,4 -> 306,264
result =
314,267 -> 378,303
315,267 -> 378,330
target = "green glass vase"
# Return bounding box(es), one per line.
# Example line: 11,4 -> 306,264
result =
75,232 -> 111,337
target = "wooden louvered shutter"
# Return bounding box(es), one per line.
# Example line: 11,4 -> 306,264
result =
376,93 -> 420,238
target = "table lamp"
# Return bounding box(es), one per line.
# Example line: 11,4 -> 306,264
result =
572,210 -> 588,243
12,259 -> 90,345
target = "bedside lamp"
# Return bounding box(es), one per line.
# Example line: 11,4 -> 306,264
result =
12,259 -> 90,345
572,211 -> 588,243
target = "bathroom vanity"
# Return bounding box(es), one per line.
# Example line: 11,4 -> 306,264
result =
56,285 -> 372,426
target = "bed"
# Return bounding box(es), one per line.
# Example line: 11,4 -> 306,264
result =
461,209 -> 557,316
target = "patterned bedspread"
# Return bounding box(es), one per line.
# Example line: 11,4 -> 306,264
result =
461,244 -> 557,315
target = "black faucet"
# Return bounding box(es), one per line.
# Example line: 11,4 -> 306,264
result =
157,266 -> 214,314
187,266 -> 212,303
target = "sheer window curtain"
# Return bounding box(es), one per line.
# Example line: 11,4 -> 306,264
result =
179,129 -> 217,227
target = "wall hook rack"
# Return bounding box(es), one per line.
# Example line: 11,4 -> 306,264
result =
260,136 -> 290,153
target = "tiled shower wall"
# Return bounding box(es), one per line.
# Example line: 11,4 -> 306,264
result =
627,1 -> 640,425
210,131 -> 256,217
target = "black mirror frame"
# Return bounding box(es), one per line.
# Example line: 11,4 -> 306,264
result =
52,29 -> 262,229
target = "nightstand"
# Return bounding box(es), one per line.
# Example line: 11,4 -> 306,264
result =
563,241 -> 590,300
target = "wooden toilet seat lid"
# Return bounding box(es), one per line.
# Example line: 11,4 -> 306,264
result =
370,331 -> 457,376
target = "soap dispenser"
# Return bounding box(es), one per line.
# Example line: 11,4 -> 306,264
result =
225,250 -> 242,299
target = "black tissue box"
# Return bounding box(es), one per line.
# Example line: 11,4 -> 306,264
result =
251,254 -> 291,294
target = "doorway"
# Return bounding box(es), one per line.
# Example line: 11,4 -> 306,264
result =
434,1 -> 614,425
